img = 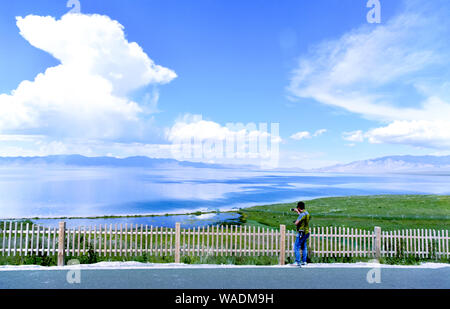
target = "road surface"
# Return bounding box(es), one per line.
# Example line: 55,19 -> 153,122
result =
1,265 -> 449,289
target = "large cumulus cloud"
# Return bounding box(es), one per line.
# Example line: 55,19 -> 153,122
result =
0,13 -> 176,141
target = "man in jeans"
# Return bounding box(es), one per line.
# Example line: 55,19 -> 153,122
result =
291,201 -> 311,267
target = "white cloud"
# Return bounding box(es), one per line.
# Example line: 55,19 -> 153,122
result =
290,131 -> 310,140
342,130 -> 364,143
289,0 -> 450,149
341,120 -> 450,150
288,10 -> 450,122
168,114 -> 231,142
313,129 -> 327,137
166,114 -> 281,167
167,114 -> 281,144
0,13 -> 176,142
290,129 -> 326,140
365,120 -> 450,149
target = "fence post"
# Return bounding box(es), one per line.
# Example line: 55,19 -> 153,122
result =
57,221 -> 66,266
279,225 -> 286,265
175,222 -> 181,263
374,226 -> 381,260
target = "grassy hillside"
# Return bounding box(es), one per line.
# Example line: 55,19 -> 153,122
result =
238,195 -> 450,231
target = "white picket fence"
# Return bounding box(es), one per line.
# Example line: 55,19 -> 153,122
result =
0,221 -> 449,265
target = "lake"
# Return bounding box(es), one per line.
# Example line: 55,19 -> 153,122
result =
0,165 -> 449,227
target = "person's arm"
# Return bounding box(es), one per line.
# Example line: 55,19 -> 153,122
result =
294,211 -> 303,226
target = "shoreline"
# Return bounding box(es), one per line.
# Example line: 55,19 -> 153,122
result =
6,209 -> 235,221
2,194 -> 448,225
0,195 -> 327,221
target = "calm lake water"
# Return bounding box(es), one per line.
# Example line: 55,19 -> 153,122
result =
30,212 -> 241,229
0,166 -> 449,227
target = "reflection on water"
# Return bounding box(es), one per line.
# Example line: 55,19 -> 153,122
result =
0,166 -> 449,219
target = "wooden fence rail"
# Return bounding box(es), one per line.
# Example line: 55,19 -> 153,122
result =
0,221 -> 448,266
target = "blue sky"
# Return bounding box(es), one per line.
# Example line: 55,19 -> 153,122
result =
0,0 -> 449,168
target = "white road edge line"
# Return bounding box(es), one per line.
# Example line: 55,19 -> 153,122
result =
0,261 -> 449,271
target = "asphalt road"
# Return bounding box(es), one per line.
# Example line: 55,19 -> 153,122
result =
1,266 -> 449,289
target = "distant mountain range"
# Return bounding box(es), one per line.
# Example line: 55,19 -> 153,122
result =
0,154 -> 226,169
314,155 -> 450,173
0,154 -> 449,173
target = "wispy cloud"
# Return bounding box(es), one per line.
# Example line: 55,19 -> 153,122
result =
288,0 -> 450,149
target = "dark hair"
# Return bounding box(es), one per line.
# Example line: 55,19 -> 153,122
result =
297,201 -> 305,210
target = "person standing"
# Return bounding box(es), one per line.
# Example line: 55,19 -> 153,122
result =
291,201 -> 311,267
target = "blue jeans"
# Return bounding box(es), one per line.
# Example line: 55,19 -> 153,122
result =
294,232 -> 310,264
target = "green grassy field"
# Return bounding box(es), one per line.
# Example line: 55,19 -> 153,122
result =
238,194 -> 450,231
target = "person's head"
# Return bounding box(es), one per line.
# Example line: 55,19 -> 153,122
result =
297,201 -> 305,211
